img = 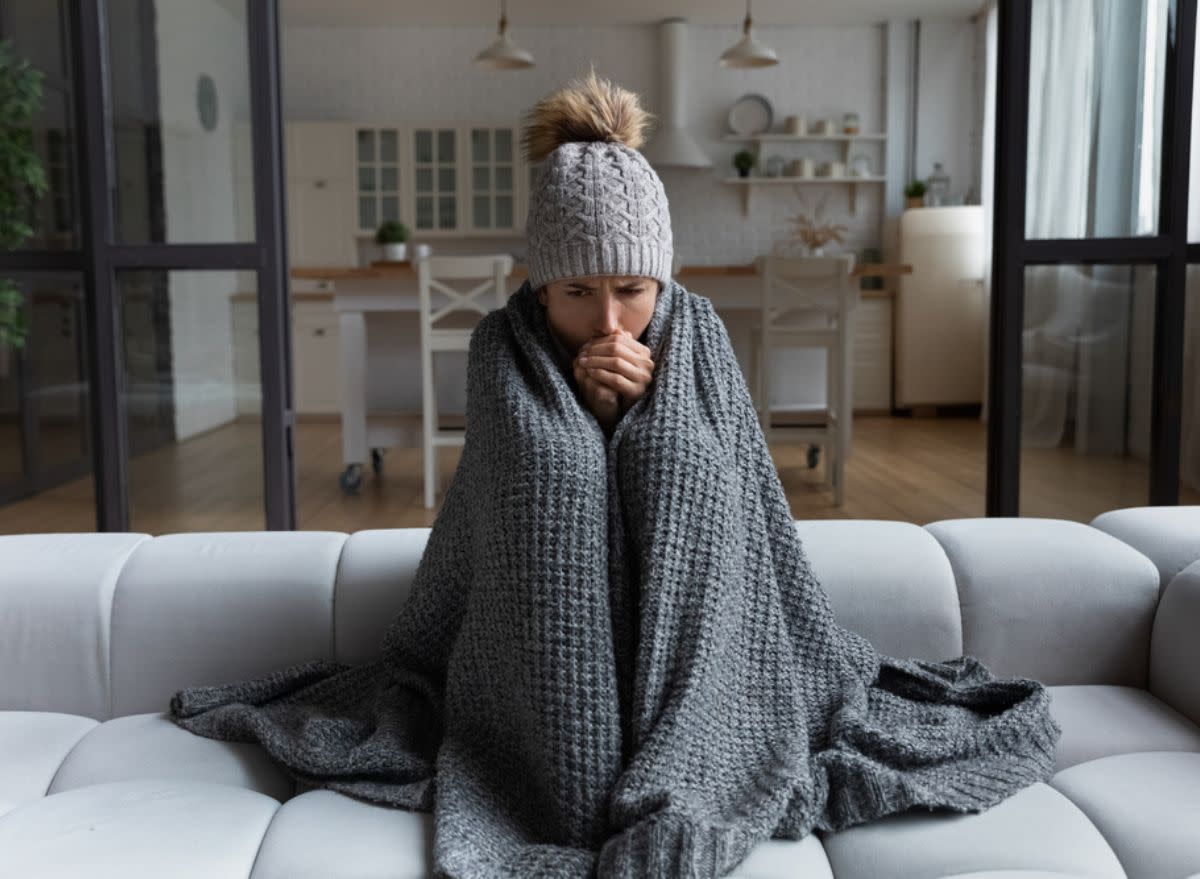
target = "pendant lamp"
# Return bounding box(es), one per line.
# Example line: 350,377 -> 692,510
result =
475,0 -> 535,70
719,0 -> 779,68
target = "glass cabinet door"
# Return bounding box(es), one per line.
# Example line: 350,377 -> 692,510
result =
413,127 -> 457,231
355,126 -> 401,234
470,126 -> 516,232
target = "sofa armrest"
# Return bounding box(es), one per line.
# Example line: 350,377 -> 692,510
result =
1149,558 -> 1200,728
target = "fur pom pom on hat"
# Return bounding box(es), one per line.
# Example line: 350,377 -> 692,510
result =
521,67 -> 674,292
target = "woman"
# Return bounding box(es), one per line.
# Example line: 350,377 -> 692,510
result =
169,69 -> 1061,879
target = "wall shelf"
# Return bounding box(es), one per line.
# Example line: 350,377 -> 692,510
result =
722,132 -> 887,142
722,176 -> 887,216
723,131 -> 888,216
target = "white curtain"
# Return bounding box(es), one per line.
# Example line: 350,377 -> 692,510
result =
1021,0 -> 1099,449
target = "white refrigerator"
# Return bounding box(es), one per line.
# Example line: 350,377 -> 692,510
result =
895,206 -> 987,409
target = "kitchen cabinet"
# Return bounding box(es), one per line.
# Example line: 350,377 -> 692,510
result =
231,285 -> 341,417
292,302 -> 341,414
287,120 -> 527,261
285,122 -> 355,267
354,126 -> 404,233
852,297 -> 892,411
466,126 -> 518,233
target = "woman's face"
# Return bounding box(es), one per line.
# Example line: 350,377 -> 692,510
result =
537,275 -> 660,358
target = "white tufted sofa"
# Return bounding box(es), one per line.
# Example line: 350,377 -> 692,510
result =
2,505 -> 1199,878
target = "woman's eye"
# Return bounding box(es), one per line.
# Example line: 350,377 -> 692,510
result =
565,288 -> 644,297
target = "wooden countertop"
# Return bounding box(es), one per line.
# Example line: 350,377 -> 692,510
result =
291,261 -> 911,280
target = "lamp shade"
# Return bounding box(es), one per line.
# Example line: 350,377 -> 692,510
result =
719,30 -> 778,68
474,17 -> 534,70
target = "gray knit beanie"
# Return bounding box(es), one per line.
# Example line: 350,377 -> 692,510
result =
520,68 -> 673,292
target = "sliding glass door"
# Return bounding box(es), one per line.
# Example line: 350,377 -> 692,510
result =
990,0 -> 1195,516
0,0 -> 293,532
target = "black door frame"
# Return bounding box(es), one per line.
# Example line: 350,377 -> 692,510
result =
0,0 -> 294,530
989,0 -> 1197,515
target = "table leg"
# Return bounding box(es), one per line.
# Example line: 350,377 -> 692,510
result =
340,311 -> 367,467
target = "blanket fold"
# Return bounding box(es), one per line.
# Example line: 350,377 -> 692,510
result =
168,278 -> 1061,878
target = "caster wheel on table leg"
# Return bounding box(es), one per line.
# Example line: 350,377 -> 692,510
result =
339,463 -> 363,494
371,448 -> 384,476
807,445 -> 821,469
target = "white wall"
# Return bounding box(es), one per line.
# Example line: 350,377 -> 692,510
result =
915,17 -> 981,203
155,0 -> 251,441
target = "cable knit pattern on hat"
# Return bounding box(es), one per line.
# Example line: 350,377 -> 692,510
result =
526,141 -> 673,291
522,68 -> 674,291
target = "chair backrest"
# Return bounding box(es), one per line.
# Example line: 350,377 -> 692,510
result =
416,254 -> 514,335
755,254 -> 856,326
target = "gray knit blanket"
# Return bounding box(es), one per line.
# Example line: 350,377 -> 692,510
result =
169,278 -> 1061,878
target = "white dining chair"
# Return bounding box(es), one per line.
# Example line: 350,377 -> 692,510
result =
749,253 -> 857,505
418,254 -> 514,509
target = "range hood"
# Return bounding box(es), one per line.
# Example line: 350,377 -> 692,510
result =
641,18 -> 712,169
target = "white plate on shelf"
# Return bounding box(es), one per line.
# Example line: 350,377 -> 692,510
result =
728,94 -> 773,136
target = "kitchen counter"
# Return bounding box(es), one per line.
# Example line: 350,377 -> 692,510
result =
284,261 -> 907,300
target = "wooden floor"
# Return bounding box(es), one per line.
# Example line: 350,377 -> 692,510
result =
1,413 -> 1196,535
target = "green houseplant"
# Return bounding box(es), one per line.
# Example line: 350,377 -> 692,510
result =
733,149 -> 756,178
0,39 -> 48,364
904,179 -> 927,209
375,219 -> 409,262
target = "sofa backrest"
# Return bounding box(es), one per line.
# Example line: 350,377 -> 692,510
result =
0,514 -> 1164,720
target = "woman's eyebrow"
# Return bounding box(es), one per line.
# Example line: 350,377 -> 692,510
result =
567,280 -> 644,290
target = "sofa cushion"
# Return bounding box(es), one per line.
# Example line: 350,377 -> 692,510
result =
46,712 -> 294,802
1089,505 -> 1200,593
937,872 -> 1101,878
923,518 -> 1158,686
0,778 -> 279,878
109,531 -> 348,718
728,835 -> 833,878
1149,558 -> 1200,727
1050,752 -> 1200,879
794,521 -> 963,661
333,528 -> 432,666
1047,685 -> 1200,772
816,782 -> 1125,879
0,533 -> 148,718
249,788 -> 431,879
249,786 -> 836,879
0,711 -> 97,812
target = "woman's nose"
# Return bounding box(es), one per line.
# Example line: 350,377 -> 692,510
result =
596,293 -> 622,335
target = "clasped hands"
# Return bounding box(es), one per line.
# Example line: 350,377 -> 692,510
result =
571,329 -> 656,435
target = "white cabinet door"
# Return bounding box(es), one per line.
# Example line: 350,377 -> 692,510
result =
286,122 -> 353,181
852,297 -> 893,411
287,178 -> 355,267
286,122 -> 355,267
293,302 -> 341,414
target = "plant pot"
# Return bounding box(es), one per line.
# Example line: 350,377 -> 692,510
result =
382,242 -> 407,262
905,196 -> 924,210
736,167 -> 751,178
0,342 -> 10,379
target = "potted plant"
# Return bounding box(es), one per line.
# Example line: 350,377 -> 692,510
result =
0,40 -> 48,377
375,220 -> 409,262
733,149 -> 756,179
904,180 -> 927,210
